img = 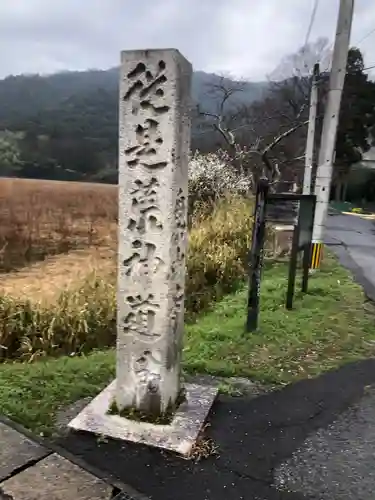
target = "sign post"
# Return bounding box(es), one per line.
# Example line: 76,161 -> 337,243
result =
246,178 -> 269,332
286,226 -> 300,310
246,190 -> 316,330
299,196 -> 317,294
269,194 -> 316,310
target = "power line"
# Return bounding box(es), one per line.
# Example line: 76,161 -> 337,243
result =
296,0 -> 321,76
324,25 -> 375,71
352,24 -> 375,74
304,0 -> 320,47
355,26 -> 375,45
324,12 -> 375,69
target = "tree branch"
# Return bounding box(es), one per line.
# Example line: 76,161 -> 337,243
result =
261,120 -> 309,183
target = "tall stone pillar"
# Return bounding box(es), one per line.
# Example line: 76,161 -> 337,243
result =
116,49 -> 192,416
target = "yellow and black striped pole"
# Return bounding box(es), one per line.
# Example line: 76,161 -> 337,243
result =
310,193 -> 326,271
310,242 -> 323,270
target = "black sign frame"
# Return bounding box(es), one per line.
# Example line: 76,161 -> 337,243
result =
246,178 -> 269,332
246,189 -> 316,332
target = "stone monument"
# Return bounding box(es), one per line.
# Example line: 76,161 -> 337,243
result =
68,49 -> 218,456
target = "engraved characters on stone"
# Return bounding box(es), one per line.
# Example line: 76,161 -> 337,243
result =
123,60 -> 170,170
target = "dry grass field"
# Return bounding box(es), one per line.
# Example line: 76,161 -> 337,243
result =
0,188 -> 258,361
0,177 -> 289,305
0,177 -> 117,302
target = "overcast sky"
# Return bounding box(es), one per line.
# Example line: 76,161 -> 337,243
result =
1,0 -> 374,81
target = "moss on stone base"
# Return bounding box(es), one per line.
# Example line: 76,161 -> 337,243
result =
107,388 -> 187,425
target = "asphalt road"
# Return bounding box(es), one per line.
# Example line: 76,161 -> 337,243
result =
56,358 -> 375,500
274,386 -> 375,499
271,212 -> 375,499
324,212 -> 375,301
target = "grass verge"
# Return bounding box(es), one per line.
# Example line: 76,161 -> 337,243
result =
1,254 -> 374,435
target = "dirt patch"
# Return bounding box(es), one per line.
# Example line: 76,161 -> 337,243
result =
0,245 -> 116,304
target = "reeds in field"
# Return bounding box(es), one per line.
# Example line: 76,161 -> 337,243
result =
0,177 -> 118,271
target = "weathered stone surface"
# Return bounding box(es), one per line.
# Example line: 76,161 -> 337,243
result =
116,49 -> 192,413
0,422 -> 49,481
0,453 -> 112,500
68,49 -> 216,455
68,380 -> 218,456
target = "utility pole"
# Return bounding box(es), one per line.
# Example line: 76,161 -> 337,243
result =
310,0 -> 354,270
303,62 -> 320,195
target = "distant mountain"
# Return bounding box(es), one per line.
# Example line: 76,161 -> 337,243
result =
0,68 -> 120,127
0,67 -> 268,182
0,67 -> 266,124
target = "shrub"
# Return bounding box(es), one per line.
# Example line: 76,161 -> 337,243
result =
0,278 -> 116,361
186,195 -> 254,313
0,194 -> 262,361
188,150 -> 251,218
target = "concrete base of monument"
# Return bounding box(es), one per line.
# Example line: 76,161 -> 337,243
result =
67,380 -> 218,456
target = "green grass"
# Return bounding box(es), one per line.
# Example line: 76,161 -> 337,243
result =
1,254 -> 374,436
184,255 -> 375,382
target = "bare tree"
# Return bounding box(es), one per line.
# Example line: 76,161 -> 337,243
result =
198,39 -> 332,192
197,75 -> 247,164
198,79 -> 308,190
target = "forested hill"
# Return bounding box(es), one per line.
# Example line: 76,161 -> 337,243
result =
0,68 -> 266,183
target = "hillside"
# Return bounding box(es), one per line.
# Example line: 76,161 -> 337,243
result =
0,68 -> 265,124
0,68 -> 266,182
